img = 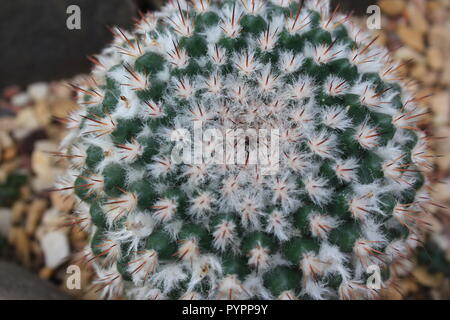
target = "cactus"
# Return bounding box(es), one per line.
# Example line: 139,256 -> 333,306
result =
57,0 -> 435,300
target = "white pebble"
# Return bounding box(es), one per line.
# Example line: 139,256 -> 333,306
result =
11,93 -> 30,107
41,231 -> 70,269
27,82 -> 49,101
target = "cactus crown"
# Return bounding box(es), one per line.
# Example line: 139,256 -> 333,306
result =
58,0 -> 433,300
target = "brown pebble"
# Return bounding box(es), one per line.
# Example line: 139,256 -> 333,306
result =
422,70 -> 439,86
431,92 -> 450,126
30,239 -> 43,255
14,228 -> 31,267
39,267 -> 54,280
50,99 -> 78,119
0,117 -> 17,132
410,63 -> 427,80
50,191 -> 74,212
380,286 -> 403,300
2,146 -> 17,161
25,198 -> 48,236
397,24 -> 425,52
379,0 -> 405,16
70,225 -> 87,244
427,47 -> 444,70
11,201 -> 27,225
406,4 -> 429,35
0,159 -> 21,183
35,101 -> 51,126
8,226 -> 18,245
412,267 -> 445,288
20,185 -> 33,200
441,63 -> 450,86
429,25 -> 450,50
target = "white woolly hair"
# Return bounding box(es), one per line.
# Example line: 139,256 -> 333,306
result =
58,0 -> 434,301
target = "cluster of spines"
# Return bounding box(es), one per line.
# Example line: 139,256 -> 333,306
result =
52,0 -> 441,300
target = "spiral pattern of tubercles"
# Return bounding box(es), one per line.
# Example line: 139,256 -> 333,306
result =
57,0 -> 435,300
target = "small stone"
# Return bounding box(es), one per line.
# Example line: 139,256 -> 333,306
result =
441,63 -> 450,87
20,185 -> 32,200
412,267 -> 444,288
70,226 -> 87,243
50,191 -> 75,212
0,131 -> 13,149
42,207 -> 66,229
0,208 -> 11,238
27,82 -> 49,102
431,179 -> 450,204
436,152 -> 450,172
31,240 -> 44,260
45,124 -> 67,141
2,146 -> 17,161
407,4 -> 428,34
382,278 -> 418,299
429,26 -> 450,50
0,159 -> 21,183
422,70 -> 438,86
431,92 -> 449,126
394,47 -> 425,64
427,47 -> 444,70
31,168 -> 65,192
0,117 -> 17,132
11,201 -> 27,225
427,0 -> 441,11
31,140 -> 60,191
25,198 -> 48,236
51,82 -> 72,99
36,208 -> 68,241
7,226 -> 16,245
31,140 -> 58,175
50,99 -> 78,119
379,0 -> 405,16
410,63 -> 427,81
35,100 -> 51,126
14,228 -> 31,267
397,24 -> 425,52
11,92 -> 30,107
427,214 -> 443,234
12,128 -> 33,141
399,278 -> 419,295
41,231 -> 70,269
38,267 -> 54,280
381,286 -> 403,300
15,108 -> 40,132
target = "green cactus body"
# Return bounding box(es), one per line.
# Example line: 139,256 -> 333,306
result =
57,0 -> 434,300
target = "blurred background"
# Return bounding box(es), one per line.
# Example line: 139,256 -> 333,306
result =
0,0 -> 449,299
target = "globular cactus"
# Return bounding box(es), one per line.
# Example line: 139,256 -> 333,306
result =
56,0 -> 436,300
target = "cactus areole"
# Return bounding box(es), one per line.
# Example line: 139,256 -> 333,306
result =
58,0 -> 434,300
